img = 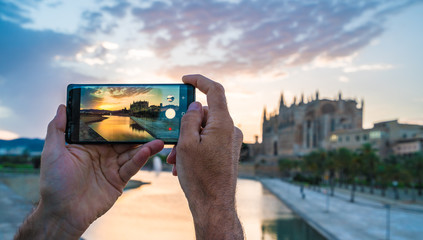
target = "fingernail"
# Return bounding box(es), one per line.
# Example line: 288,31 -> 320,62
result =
188,102 -> 201,112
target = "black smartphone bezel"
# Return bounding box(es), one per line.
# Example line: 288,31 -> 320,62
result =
65,83 -> 195,144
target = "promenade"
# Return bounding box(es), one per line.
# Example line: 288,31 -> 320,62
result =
261,178 -> 423,240
130,116 -> 179,139
0,183 -> 32,240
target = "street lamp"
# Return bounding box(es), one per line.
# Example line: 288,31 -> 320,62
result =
392,181 -> 399,200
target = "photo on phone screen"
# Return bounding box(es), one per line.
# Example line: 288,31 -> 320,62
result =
66,84 -> 195,144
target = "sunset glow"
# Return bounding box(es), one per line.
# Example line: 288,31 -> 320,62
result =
0,0 -> 422,142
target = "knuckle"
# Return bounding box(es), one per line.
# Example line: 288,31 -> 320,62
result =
234,127 -> 244,143
223,117 -> 234,131
212,82 -> 225,94
212,115 -> 233,133
181,110 -> 200,123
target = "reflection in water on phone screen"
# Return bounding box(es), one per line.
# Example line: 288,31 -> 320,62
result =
130,120 -> 146,132
88,115 -> 154,141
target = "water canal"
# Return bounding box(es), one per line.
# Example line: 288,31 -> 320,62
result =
88,116 -> 154,141
83,171 -> 326,240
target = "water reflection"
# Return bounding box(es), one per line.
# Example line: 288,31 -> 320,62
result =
88,116 -> 154,141
82,172 -> 325,240
262,219 -> 326,240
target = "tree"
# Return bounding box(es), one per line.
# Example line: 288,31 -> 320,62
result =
349,152 -> 363,203
303,150 -> 327,188
359,144 -> 380,194
324,150 -> 337,196
239,143 -> 251,162
377,162 -> 390,197
333,148 -> 353,188
405,153 -> 423,196
278,158 -> 295,178
378,156 -> 411,199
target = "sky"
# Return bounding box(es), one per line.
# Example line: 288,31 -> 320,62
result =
80,86 -> 180,110
0,0 -> 422,142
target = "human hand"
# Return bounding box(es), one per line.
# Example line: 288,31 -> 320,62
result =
167,75 -> 244,239
15,105 -> 164,240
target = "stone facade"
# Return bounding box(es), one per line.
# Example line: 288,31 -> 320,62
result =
328,120 -> 423,158
261,92 -> 363,158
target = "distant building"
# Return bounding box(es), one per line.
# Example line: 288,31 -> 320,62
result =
327,128 -> 389,157
6,146 -> 27,155
130,100 -> 149,113
328,120 -> 423,158
393,138 -> 423,157
0,148 -> 7,155
261,92 -> 363,158
250,92 -> 423,163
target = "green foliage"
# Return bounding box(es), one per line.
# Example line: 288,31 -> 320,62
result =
0,155 -> 36,170
293,173 -> 315,184
2,162 -> 33,169
278,158 -> 293,171
405,153 -> 423,184
32,156 -> 41,169
303,149 -> 326,176
240,143 -> 251,162
298,144 -> 421,190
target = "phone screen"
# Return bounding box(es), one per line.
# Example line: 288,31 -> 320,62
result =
66,84 -> 195,144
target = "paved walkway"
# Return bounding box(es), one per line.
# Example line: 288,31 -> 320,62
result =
333,184 -> 423,204
261,178 -> 423,240
0,183 -> 32,240
131,116 -> 179,139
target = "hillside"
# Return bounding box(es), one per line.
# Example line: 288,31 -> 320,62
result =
0,138 -> 45,152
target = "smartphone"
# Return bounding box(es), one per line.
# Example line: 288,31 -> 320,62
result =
65,84 -> 195,144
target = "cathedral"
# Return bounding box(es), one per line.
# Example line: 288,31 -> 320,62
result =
259,92 -> 363,158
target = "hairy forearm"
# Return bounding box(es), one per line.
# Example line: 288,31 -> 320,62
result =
14,201 -> 83,240
189,200 -> 244,240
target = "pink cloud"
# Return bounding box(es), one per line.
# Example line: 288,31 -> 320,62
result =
129,0 -> 418,78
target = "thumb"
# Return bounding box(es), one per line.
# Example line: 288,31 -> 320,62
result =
179,102 -> 203,143
44,105 -> 67,152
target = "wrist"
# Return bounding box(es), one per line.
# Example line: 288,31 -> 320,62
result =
15,200 -> 85,240
189,200 -> 244,240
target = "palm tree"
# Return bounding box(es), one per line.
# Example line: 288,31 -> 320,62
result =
278,158 -> 294,178
377,162 -> 389,197
405,153 -> 423,197
303,150 -> 326,190
325,150 -> 337,196
359,144 -> 380,194
333,148 -> 353,188
349,152 -> 363,203
378,156 -> 410,199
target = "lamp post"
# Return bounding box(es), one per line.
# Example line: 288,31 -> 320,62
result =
385,204 -> 391,240
392,181 -> 399,200
324,174 -> 330,213
300,184 -> 306,199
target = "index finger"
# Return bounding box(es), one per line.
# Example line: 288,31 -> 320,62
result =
182,74 -> 228,112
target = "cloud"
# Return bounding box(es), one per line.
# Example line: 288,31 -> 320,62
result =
0,1 -> 32,24
0,104 -> 13,118
129,0 -> 418,78
339,76 -> 349,83
125,49 -> 155,60
0,129 -> 19,140
80,10 -> 118,34
0,16 -> 97,138
343,64 -> 394,73
101,1 -> 131,18
84,86 -> 153,99
75,42 -> 118,65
